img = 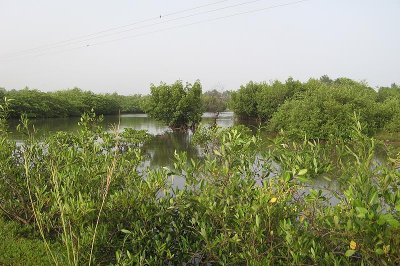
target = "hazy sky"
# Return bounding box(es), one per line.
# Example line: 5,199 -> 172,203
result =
0,0 -> 399,94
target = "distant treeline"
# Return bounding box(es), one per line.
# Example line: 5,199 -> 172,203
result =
0,87 -> 148,118
2,76 -> 400,139
0,87 -> 233,119
230,76 -> 400,138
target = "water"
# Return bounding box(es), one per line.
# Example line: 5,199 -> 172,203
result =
8,112 -> 235,167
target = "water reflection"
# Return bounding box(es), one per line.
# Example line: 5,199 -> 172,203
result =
143,131 -> 198,167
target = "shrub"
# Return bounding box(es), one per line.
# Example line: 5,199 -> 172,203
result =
146,80 -> 203,130
269,81 -> 380,139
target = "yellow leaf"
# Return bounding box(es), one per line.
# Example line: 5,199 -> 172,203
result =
383,244 -> 390,254
269,197 -> 277,203
350,240 -> 357,250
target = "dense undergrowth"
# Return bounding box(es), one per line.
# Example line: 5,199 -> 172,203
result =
1,100 -> 400,264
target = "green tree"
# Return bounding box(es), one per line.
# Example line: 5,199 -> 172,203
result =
0,88 -> 5,102
256,78 -> 304,121
146,80 -> 203,130
319,74 -> 333,84
231,78 -> 304,122
230,81 -> 262,119
202,89 -> 228,116
377,84 -> 400,102
378,97 -> 400,133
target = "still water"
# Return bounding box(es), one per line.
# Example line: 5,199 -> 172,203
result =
8,112 -> 236,167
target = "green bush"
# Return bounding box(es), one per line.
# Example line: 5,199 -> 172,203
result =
0,111 -> 150,265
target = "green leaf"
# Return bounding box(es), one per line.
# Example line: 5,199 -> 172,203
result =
298,169 -> 308,176
256,214 -> 260,228
369,191 -> 378,205
377,214 -> 400,228
345,249 -> 356,257
200,227 -> 207,240
296,176 -> 309,183
334,215 -> 339,227
375,248 -> 384,255
121,229 -> 131,234
283,172 -> 291,182
355,207 -> 368,219
213,149 -> 222,156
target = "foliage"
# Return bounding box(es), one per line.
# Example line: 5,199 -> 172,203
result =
230,76 -> 400,138
103,93 -> 148,114
1,101 -> 400,265
201,89 -> 230,114
378,97 -> 400,133
269,80 -> 381,139
145,80 -> 203,130
0,109 -> 150,265
230,78 -> 305,121
230,81 -> 262,119
2,87 -> 146,118
117,124 -> 400,265
377,83 -> 400,102
0,217 -> 65,265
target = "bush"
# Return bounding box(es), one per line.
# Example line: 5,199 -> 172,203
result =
269,80 -> 380,139
0,111 -> 150,265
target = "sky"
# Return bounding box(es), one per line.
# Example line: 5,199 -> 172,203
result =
0,0 -> 399,95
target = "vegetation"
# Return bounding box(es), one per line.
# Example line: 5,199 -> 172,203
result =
145,80 -> 203,130
230,78 -> 304,122
0,77 -> 399,264
377,84 -> 400,133
201,89 -> 230,116
230,77 -> 400,139
1,87 -> 147,118
1,93 -> 400,264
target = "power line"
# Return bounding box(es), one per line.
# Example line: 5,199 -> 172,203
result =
1,0 -> 268,60
50,0 -> 269,49
0,0 -> 234,59
2,0 -> 311,61
90,0 -> 311,47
